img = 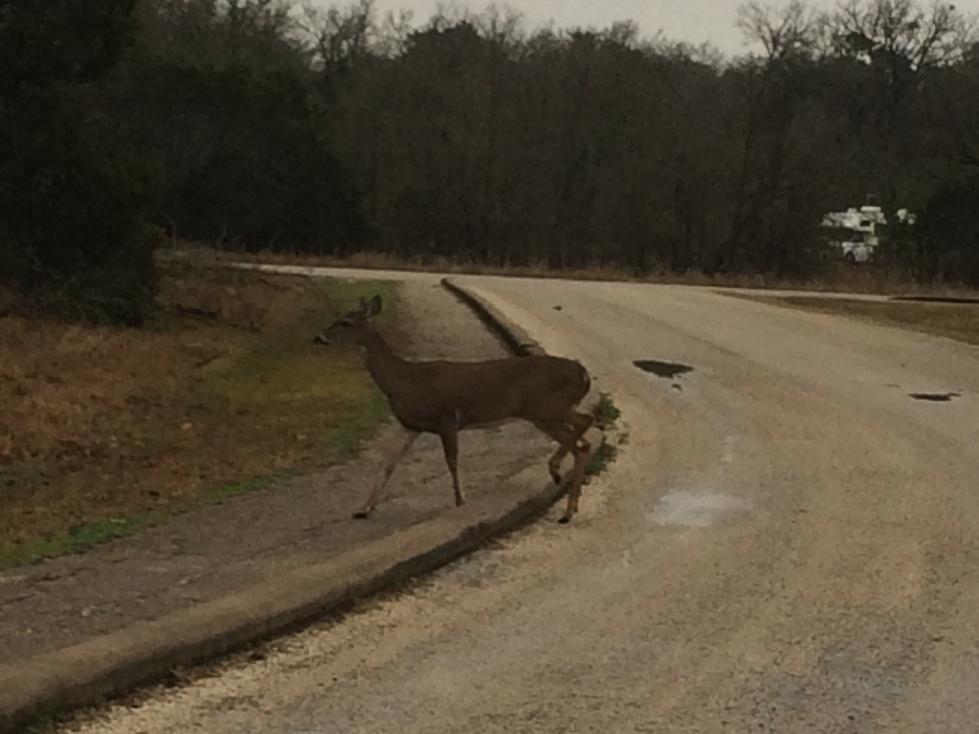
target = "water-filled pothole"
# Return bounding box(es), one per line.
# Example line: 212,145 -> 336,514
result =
634,360 -> 694,380
909,392 -> 961,402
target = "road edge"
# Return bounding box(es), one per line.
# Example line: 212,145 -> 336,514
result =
0,281 -> 564,733
441,278 -> 547,356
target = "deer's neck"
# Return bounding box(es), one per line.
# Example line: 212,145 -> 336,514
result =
360,328 -> 411,396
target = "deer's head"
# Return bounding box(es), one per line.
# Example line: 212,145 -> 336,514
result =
315,294 -> 382,346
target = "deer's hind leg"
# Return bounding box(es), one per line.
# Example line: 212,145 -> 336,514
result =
535,412 -> 594,524
354,425 -> 419,518
564,412 -> 594,523
546,412 -> 595,483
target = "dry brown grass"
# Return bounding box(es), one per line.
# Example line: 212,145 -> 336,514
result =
158,242 -> 979,298
0,266 -> 394,557
159,243 -> 637,283
728,294 -> 979,346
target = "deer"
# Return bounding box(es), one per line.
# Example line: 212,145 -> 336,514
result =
315,295 -> 594,524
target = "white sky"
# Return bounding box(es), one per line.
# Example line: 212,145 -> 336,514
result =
308,0 -> 979,57
315,0 -> 826,56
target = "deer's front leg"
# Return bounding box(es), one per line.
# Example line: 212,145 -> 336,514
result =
561,433 -> 592,524
354,426 -> 419,518
438,412 -> 465,507
548,445 -> 569,484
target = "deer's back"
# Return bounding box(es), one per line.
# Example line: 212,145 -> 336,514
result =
390,355 -> 590,431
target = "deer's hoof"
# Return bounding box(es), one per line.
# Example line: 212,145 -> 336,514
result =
558,515 -> 572,525
550,471 -> 562,485
352,510 -> 372,519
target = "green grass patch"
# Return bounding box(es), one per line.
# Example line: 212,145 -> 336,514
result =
0,513 -> 170,569
186,279 -> 396,415
0,470 -> 302,570
585,392 -> 622,477
591,391 -> 622,430
726,294 -> 979,346
320,383 -> 391,461
585,438 -> 618,476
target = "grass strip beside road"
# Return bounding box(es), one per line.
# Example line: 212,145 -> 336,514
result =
725,294 -> 979,347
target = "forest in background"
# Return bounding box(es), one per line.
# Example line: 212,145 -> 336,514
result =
2,0 -> 979,324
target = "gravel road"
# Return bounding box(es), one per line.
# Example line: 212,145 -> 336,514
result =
69,273 -> 979,733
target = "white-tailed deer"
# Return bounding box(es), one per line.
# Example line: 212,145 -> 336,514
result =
315,295 -> 594,523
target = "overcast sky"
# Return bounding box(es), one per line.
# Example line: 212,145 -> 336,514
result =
307,0 -> 979,57
339,0 -> 836,56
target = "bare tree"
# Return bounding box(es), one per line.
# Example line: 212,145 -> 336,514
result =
725,1 -> 822,275
300,0 -> 376,79
830,0 -> 971,71
824,0 -> 974,238
737,0 -> 820,60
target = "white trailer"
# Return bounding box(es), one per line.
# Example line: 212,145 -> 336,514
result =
820,205 -> 914,263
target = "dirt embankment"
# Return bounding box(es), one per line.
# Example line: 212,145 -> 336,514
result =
0,267 -> 392,562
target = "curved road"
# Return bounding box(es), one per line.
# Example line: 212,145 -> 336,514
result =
75,273 -> 979,733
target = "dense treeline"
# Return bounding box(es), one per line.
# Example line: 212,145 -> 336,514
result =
0,0 -> 158,324
2,0 -> 978,323
312,0 -> 979,280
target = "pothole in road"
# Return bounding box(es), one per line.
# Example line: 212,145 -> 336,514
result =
909,392 -> 961,402
650,491 -> 751,528
634,360 -> 694,379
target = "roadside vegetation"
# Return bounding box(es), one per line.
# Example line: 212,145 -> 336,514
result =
725,294 -> 979,346
3,0 -> 979,330
0,268 -> 394,567
586,393 -> 624,477
167,243 -> 977,297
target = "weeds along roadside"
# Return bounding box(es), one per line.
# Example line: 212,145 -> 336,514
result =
0,268 -> 396,568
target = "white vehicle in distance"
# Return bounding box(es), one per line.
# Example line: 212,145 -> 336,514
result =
820,205 -> 915,263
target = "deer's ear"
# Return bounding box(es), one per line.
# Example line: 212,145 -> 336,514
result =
358,297 -> 368,312
368,295 -> 382,316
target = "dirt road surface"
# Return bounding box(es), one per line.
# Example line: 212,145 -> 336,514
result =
71,273 -> 979,733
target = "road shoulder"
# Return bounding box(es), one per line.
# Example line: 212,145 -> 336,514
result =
0,278 -> 561,733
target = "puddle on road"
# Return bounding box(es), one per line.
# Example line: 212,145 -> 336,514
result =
650,491 -> 751,528
634,360 -> 694,380
909,392 -> 961,402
